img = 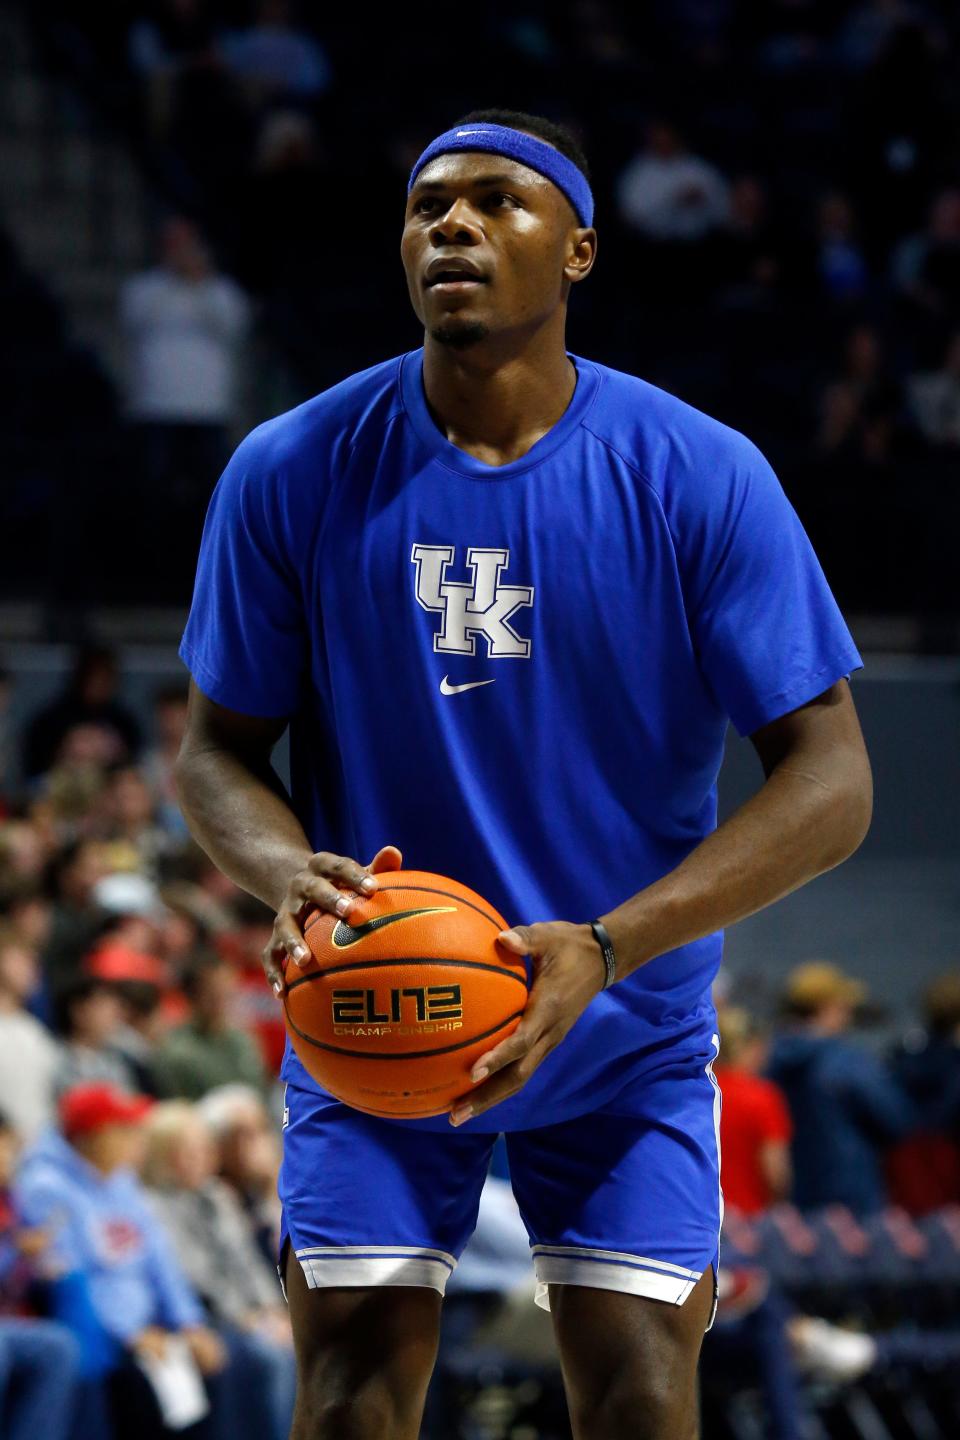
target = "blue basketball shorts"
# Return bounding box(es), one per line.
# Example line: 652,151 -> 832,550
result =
278,1033 -> 722,1325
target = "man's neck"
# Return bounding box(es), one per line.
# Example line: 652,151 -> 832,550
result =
421,323 -> 577,468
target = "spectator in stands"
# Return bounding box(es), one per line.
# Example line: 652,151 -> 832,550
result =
21,645 -> 141,782
907,330 -> 960,448
0,825 -> 50,893
708,175 -> 786,310
715,1007 -> 793,1215
54,976 -> 139,1096
15,1082 -> 227,1438
144,1102 -> 295,1440
153,951 -> 268,1101
615,117 -> 730,243
237,110 -> 326,292
0,928 -> 60,1141
811,191 -> 870,304
890,185 -> 960,310
219,891 -> 286,1072
197,1085 -> 282,1263
35,752 -> 106,841
0,1111 -> 81,1440
119,217 -> 251,600
128,0 -> 225,138
0,880 -> 52,955
887,972 -> 960,1212
614,117 -> 734,308
769,961 -> 914,1214
111,979 -> 168,1097
40,838 -> 112,997
221,0 -> 331,105
94,763 -> 172,877
142,684 -> 191,840
815,322 -> 904,465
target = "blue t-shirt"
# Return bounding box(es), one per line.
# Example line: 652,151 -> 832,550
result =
179,347 -> 862,1131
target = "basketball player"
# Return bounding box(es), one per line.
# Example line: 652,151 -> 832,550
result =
175,110 -> 872,1439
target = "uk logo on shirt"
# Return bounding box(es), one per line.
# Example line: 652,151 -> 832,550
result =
411,544 -> 534,658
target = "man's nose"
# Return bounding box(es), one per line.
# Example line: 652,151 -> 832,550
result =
429,198 -> 482,245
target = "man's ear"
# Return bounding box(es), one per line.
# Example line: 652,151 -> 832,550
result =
565,227 -> 598,285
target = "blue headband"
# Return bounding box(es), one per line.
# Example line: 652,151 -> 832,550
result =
408,123 -> 594,227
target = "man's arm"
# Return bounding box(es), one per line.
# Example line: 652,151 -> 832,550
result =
599,678 -> 872,977
174,679 -> 399,992
457,680 -> 872,1124
174,680 -> 313,911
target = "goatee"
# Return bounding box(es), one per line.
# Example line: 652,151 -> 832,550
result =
429,321 -> 489,349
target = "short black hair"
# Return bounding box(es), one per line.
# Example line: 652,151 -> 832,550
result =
181,947 -> 229,1001
53,975 -> 114,1036
452,109 -> 591,187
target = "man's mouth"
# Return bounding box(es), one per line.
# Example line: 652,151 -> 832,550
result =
428,276 -> 486,292
424,259 -> 488,291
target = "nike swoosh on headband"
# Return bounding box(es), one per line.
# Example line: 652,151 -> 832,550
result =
331,907 -> 457,948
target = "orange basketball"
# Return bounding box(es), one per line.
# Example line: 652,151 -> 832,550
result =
282,870 -> 529,1119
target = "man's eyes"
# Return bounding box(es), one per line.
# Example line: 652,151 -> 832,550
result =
413,193 -> 519,214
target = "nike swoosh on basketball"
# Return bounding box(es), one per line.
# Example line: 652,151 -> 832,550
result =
439,676 -> 496,695
331,907 -> 456,948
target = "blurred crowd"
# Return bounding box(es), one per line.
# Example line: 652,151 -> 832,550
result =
0,644 -> 294,1440
0,0 -> 952,626
0,640 -> 957,1438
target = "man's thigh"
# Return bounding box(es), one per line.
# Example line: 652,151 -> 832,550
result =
505,1036 -> 723,1439
551,1273 -> 715,1440
278,1082 -> 496,1438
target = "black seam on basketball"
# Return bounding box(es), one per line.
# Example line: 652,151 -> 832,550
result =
285,957 -> 529,993
348,1100 -> 464,1119
303,885 -> 503,934
283,1008 -> 525,1060
321,1084 -> 466,1119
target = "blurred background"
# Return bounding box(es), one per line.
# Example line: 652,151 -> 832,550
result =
0,1 -> 958,1437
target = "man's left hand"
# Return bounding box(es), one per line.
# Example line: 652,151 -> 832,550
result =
450,921 -> 606,1126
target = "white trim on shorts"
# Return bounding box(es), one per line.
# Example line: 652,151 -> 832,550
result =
530,1033 -> 724,1332
294,1244 -> 456,1295
531,1244 -> 703,1311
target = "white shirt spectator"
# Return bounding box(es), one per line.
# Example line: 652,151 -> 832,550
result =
0,1010 -> 61,1140
120,267 -> 250,425
907,370 -> 960,447
617,134 -> 731,242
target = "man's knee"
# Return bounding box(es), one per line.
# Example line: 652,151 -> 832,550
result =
296,1370 -> 400,1440
570,1371 -> 699,1440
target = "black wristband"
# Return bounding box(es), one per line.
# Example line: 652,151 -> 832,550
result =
590,920 -> 617,990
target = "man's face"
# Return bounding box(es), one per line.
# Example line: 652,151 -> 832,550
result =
401,150 -> 593,350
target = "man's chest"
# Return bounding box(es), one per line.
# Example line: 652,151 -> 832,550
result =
311,463 -> 682,684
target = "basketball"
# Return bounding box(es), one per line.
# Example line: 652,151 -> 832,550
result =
282,870 -> 529,1118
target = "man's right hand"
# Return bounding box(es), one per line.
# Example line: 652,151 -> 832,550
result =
262,844 -> 403,995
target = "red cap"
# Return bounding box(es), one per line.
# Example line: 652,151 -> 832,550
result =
59,1083 -> 154,1139
85,944 -> 169,988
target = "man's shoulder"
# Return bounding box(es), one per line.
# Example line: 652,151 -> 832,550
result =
579,355 -> 766,500
235,352 -> 407,475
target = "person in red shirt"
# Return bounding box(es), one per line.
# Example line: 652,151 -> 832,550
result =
716,1008 -> 793,1214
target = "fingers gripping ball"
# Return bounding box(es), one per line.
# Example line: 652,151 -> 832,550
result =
282,871 -> 529,1118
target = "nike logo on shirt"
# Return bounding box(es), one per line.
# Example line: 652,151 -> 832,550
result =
439,676 -> 496,695
331,907 -> 456,948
